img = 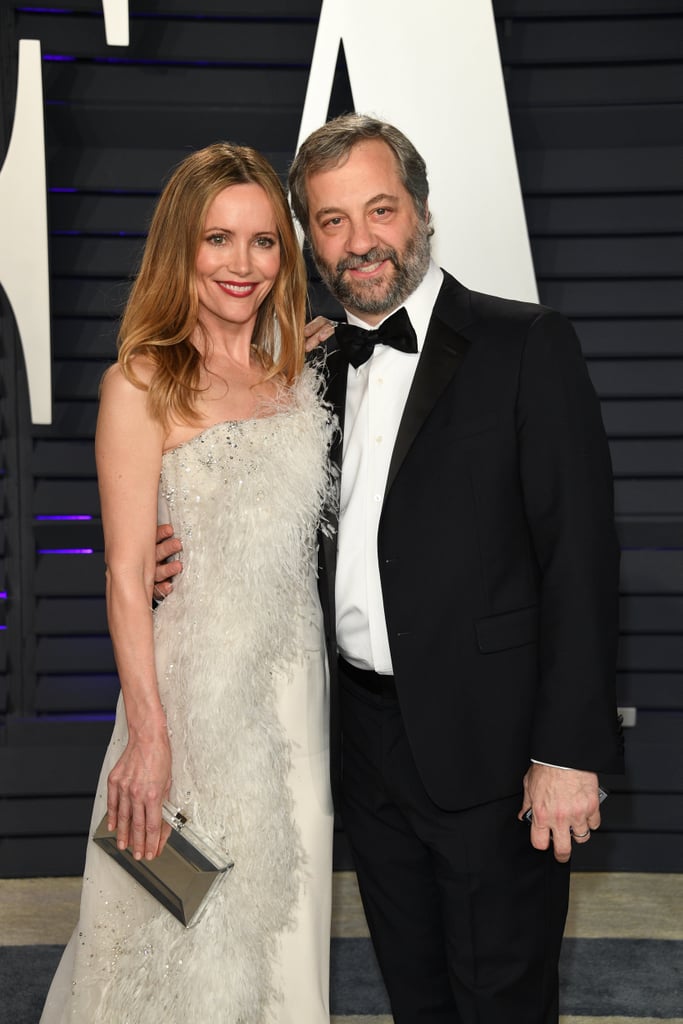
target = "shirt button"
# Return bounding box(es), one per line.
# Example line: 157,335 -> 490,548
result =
375,435 -> 383,444
374,495 -> 382,502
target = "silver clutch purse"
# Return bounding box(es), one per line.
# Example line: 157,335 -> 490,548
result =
93,802 -> 234,927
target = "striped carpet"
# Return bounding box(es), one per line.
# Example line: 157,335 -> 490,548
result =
1,872 -> 682,1022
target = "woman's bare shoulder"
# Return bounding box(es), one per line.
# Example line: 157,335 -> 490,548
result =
101,355 -> 157,397
98,357 -> 164,438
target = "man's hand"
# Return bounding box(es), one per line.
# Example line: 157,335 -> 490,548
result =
304,315 -> 338,352
153,523 -> 182,601
518,763 -> 603,863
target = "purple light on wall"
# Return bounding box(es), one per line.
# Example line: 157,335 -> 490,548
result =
0,625 -> 6,631
50,188 -> 78,193
35,515 -> 92,521
38,548 -> 94,555
0,592 -> 6,599
43,54 -> 76,62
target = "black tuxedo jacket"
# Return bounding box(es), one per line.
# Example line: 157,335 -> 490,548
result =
317,272 -> 624,810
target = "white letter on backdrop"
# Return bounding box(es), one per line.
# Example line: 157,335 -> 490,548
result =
102,0 -> 129,47
0,39 -> 51,424
297,0 -> 537,302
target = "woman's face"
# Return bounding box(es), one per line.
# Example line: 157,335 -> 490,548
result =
195,183 -> 281,335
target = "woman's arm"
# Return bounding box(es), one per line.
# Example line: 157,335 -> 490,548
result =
96,363 -> 171,861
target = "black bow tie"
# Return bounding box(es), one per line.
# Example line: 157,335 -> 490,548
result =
335,307 -> 418,368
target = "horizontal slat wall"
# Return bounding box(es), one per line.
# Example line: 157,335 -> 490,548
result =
0,0 -> 680,875
0,0 -> 324,876
495,1 -> 683,871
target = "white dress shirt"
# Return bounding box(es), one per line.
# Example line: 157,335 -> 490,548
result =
335,261 -> 443,672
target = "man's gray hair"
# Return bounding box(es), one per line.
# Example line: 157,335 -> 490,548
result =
288,113 -> 431,234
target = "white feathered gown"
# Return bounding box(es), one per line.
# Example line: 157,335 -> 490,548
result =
40,368 -> 335,1023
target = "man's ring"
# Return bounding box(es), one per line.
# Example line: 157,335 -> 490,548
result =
573,828 -> 590,839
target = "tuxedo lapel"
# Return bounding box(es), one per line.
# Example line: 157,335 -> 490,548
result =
320,271 -> 472,560
385,305 -> 470,498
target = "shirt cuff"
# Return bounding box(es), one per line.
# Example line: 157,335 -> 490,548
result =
531,759 -> 573,770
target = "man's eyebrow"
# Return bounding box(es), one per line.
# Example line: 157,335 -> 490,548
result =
313,193 -> 401,221
314,206 -> 344,220
366,193 -> 400,206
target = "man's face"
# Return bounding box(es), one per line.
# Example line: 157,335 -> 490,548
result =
305,139 -> 431,325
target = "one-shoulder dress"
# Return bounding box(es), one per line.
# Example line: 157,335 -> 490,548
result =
40,368 -> 336,1023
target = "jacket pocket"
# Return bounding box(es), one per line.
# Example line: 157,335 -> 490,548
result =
475,605 -> 538,654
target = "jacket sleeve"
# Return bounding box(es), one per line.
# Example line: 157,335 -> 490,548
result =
516,310 -> 624,773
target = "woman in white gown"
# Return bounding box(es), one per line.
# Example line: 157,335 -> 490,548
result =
40,143 -> 335,1023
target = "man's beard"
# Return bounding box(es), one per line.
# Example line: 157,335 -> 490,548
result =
311,219 -> 432,317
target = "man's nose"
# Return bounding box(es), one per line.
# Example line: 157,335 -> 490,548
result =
345,219 -> 376,255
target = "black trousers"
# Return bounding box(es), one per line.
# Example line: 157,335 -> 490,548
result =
339,672 -> 570,1024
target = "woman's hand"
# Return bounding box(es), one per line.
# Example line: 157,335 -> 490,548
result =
107,725 -> 172,861
304,315 -> 338,352
97,364 -> 172,860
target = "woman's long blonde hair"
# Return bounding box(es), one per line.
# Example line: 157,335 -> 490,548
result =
117,142 -> 308,425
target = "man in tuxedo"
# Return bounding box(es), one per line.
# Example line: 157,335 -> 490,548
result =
155,114 -> 622,1022
288,114 -> 623,1023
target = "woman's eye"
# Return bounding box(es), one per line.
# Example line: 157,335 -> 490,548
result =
207,234 -> 225,245
254,236 -> 276,248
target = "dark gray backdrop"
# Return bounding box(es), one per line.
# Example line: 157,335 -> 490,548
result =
0,0 -> 681,876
